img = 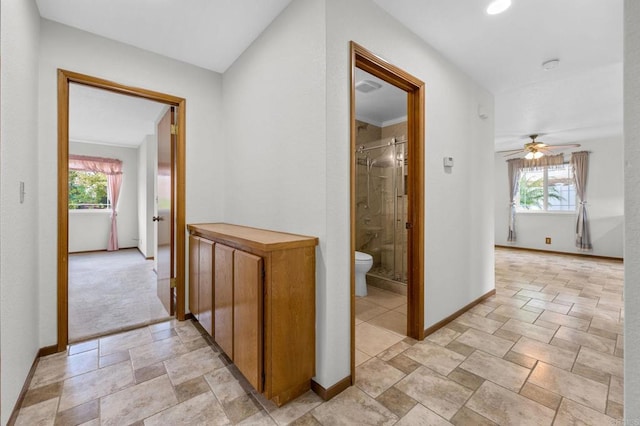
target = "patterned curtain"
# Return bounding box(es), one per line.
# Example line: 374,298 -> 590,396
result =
69,155 -> 123,251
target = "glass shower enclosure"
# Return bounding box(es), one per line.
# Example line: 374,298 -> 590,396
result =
356,137 -> 408,288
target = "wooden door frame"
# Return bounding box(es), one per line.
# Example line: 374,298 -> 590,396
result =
350,42 -> 425,380
57,69 -> 187,351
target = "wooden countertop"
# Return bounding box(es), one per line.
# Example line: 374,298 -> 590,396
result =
187,223 -> 318,252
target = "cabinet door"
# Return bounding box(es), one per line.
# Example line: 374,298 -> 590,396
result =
188,235 -> 200,319
198,238 -> 214,336
234,250 -> 263,392
214,244 -> 234,358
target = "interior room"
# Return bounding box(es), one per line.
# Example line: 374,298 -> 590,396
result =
1,0 -> 637,424
66,84 -> 171,341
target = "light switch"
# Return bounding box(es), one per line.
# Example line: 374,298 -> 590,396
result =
19,181 -> 25,204
443,157 -> 454,167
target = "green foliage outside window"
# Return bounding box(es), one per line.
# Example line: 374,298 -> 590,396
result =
68,170 -> 110,209
518,175 -> 564,210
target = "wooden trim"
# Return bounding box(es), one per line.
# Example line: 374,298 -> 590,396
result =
350,41 -> 426,381
57,69 -> 187,352
37,345 -> 59,358
7,344 -> 58,425
495,245 -> 623,262
349,44 -> 357,386
57,70 -> 69,352
423,289 -> 496,337
176,102 -> 186,321
310,376 -> 351,401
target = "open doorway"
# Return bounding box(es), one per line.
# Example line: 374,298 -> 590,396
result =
57,70 -> 187,351
66,83 -> 172,341
350,43 -> 425,381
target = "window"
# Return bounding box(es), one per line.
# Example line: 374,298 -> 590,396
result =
517,163 -> 576,212
68,170 -> 111,209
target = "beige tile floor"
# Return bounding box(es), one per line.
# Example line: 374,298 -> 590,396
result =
15,248 -> 624,425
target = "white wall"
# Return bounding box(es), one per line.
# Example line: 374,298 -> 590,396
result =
222,0 -> 329,381
0,0 -> 41,422
223,0 -> 495,389
494,137 -> 624,258
37,19 -> 225,347
624,0 -> 640,417
68,141 -> 139,252
326,0 -> 495,385
137,134 -> 157,258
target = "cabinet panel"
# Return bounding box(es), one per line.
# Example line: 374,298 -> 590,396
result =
188,235 -> 200,319
198,238 -> 214,336
234,250 -> 263,392
214,244 -> 234,358
267,247 -> 316,399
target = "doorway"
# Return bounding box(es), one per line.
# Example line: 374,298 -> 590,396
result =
350,42 -> 425,380
57,70 -> 187,351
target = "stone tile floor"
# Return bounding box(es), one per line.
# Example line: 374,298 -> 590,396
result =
15,248 -> 624,425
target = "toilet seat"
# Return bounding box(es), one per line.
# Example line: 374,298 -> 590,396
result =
355,251 -> 373,262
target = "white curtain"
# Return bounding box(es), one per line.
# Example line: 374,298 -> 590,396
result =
506,158 -> 524,242
69,155 -> 123,251
571,151 -> 592,250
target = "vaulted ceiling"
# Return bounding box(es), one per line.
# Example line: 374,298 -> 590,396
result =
37,0 -> 623,150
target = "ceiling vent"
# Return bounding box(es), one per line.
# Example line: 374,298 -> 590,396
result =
356,80 -> 382,93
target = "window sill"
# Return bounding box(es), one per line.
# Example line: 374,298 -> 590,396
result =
69,209 -> 113,214
516,210 -> 576,215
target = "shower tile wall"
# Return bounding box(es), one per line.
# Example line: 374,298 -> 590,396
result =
356,120 -> 408,287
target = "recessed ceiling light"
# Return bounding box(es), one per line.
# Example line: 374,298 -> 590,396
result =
486,0 -> 511,15
542,59 -> 560,70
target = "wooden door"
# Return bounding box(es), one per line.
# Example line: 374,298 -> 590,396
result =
215,244 -> 234,358
234,250 -> 263,392
198,239 -> 214,336
188,235 -> 200,319
156,107 -> 175,314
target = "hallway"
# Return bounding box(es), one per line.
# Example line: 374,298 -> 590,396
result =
15,248 -> 623,424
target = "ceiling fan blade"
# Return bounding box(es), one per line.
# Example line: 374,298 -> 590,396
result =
542,143 -> 581,150
497,148 -> 524,154
502,151 -> 524,157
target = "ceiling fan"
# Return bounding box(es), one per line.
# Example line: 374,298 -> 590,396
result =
498,134 -> 580,159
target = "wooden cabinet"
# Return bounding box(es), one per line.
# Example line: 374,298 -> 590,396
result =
214,244 -> 234,358
188,235 -> 213,336
198,238 -> 214,336
188,235 -> 200,320
187,223 -> 318,406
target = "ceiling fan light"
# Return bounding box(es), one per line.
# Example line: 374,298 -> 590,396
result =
524,152 -> 534,160
486,0 -> 511,15
533,151 -> 544,159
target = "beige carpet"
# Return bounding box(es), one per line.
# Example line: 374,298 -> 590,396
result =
69,248 -> 171,342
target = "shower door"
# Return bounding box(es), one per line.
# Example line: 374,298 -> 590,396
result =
355,139 -> 408,284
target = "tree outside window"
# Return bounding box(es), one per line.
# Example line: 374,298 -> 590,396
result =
517,164 -> 576,212
68,170 -> 111,209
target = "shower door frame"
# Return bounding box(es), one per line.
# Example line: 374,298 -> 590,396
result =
350,42 -> 425,381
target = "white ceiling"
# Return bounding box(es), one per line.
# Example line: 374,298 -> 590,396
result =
373,0 -> 623,150
355,68 -> 406,127
40,0 -> 624,152
36,0 -> 292,74
69,84 -> 167,147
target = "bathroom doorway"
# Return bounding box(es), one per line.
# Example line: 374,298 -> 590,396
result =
350,42 -> 425,380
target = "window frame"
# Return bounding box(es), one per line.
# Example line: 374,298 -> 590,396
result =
67,169 -> 112,211
516,162 -> 576,214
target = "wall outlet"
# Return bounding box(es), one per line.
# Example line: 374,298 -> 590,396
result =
545,237 -> 551,244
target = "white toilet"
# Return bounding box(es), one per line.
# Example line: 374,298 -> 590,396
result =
355,251 -> 373,296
